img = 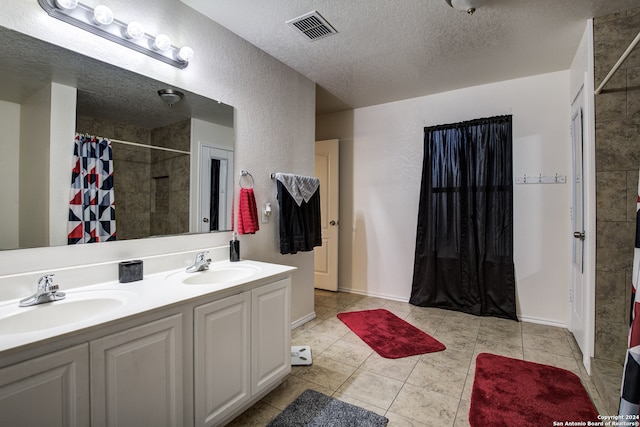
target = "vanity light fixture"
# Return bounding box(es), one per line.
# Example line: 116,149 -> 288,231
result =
125,21 -> 145,40
445,0 -> 487,14
153,34 -> 172,51
92,5 -> 113,26
37,0 -> 194,69
54,0 -> 78,10
177,46 -> 195,63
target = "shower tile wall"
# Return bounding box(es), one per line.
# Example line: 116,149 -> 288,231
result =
76,117 -> 190,240
150,120 -> 190,236
594,7 -> 640,364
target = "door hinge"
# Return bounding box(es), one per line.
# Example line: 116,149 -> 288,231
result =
569,289 -> 574,303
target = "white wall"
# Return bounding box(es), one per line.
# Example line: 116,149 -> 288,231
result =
49,83 -> 77,247
0,100 -> 20,249
19,84 -> 52,248
317,71 -> 573,326
0,0 -> 316,326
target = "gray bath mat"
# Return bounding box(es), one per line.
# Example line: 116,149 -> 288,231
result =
267,389 -> 388,427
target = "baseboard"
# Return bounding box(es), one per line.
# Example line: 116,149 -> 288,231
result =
518,315 -> 567,329
337,288 -> 569,329
336,287 -> 409,303
291,311 -> 316,330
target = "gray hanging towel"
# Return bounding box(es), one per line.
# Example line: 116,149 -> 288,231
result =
274,173 -> 320,206
275,173 -> 322,254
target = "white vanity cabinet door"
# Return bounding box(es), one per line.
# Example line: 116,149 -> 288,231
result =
0,344 -> 89,427
251,278 -> 291,395
90,314 -> 183,427
194,291 -> 251,427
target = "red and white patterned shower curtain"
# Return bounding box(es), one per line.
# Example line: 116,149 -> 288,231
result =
620,170 -> 640,416
67,134 -> 116,244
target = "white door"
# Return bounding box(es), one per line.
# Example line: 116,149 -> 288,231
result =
198,145 -> 233,232
570,87 -> 587,354
314,139 -> 339,291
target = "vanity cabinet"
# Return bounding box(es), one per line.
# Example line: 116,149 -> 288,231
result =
0,344 -> 90,427
194,278 -> 291,427
0,266 -> 293,427
90,314 -> 183,427
251,278 -> 291,396
195,292 -> 251,426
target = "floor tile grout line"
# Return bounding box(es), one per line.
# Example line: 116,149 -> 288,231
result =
244,290 -> 600,426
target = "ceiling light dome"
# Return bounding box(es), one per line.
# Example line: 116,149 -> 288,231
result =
446,0 -> 488,14
158,89 -> 184,107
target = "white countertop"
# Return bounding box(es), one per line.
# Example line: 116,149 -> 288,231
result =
0,260 -> 296,354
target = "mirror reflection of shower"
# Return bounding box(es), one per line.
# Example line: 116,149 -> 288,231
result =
75,117 -> 192,240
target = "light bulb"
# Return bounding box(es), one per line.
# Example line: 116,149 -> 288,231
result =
154,34 -> 171,51
125,21 -> 145,40
177,46 -> 194,63
93,5 -> 114,25
54,0 -> 78,9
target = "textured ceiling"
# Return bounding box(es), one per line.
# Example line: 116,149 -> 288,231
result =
181,0 -> 640,114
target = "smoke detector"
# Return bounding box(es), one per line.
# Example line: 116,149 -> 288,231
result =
286,11 -> 337,41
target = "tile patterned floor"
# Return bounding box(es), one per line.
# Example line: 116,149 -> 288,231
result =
227,290 -> 606,426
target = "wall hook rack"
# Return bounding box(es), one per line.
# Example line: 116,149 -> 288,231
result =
515,173 -> 567,185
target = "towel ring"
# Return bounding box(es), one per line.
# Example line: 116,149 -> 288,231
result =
239,170 -> 254,189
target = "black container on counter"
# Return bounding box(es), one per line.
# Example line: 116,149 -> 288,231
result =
119,260 -> 143,283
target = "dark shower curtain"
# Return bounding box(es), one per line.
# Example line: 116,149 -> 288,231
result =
209,159 -> 221,231
410,115 -> 517,321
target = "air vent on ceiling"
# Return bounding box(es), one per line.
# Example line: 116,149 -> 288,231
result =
286,11 -> 337,42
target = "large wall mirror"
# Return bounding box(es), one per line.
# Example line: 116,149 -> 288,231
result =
0,26 -> 235,250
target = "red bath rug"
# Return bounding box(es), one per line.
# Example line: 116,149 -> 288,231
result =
336,309 -> 445,358
470,353 -> 599,427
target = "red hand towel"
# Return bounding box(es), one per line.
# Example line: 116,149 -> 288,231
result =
238,188 -> 259,234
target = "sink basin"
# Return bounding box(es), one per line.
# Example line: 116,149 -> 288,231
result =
0,289 -> 134,334
181,265 -> 260,285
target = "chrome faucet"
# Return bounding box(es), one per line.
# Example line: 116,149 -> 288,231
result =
19,274 -> 66,307
186,251 -> 211,273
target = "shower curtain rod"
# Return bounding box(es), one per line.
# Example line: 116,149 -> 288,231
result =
110,138 -> 190,155
594,30 -> 640,95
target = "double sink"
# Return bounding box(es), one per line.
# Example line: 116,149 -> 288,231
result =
0,262 -> 261,337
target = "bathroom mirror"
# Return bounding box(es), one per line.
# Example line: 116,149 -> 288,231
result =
0,26 -> 235,250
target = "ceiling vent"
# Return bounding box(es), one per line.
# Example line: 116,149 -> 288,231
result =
286,11 -> 337,42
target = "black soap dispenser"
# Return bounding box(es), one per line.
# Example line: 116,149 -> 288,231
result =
230,232 -> 240,262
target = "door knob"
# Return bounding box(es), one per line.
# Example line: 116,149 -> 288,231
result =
329,220 -> 338,226
203,218 -> 209,223
573,231 -> 585,240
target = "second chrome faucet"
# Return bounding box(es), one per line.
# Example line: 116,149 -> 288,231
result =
186,251 -> 211,273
